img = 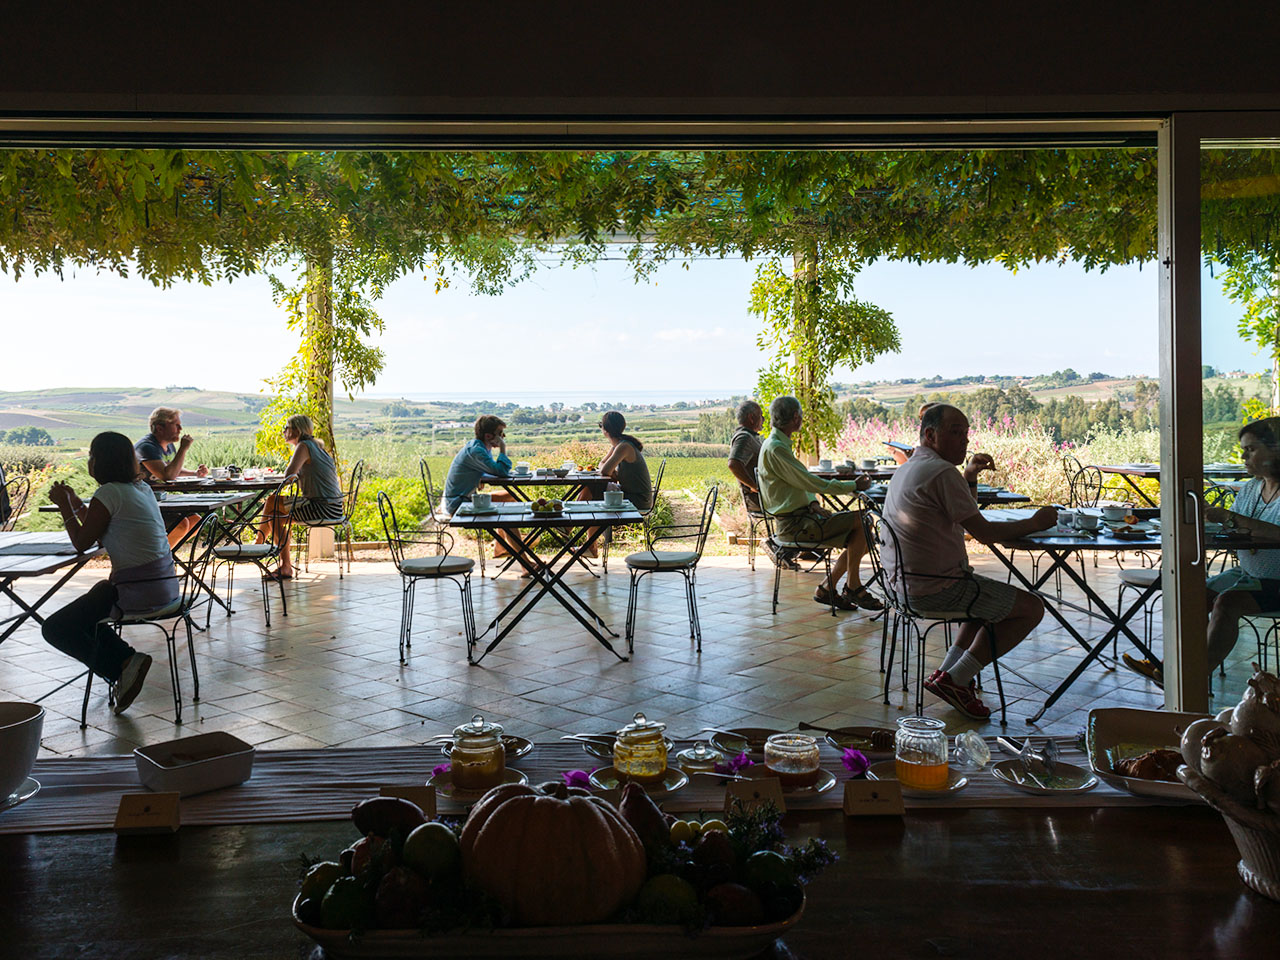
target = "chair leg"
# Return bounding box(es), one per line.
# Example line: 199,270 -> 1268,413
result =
625,569 -> 641,653
460,575 -> 476,662
185,616 -> 200,705
685,569 -> 702,653
879,610 -> 889,673
748,521 -> 756,571
258,566 -> 272,628
772,561 -> 782,615
825,554 -> 836,617
399,578 -> 411,664
163,625 -> 183,723
986,621 -> 1007,726
883,616 -> 899,705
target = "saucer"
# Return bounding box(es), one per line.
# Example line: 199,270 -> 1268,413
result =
588,766 -> 688,795
438,736 -> 534,761
427,767 -> 526,799
741,766 -> 838,796
710,728 -> 781,759
1,777 -> 40,813
866,760 -> 968,797
991,759 -> 1098,796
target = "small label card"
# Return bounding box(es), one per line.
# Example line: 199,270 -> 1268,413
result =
843,779 -> 905,816
725,777 -> 786,815
379,785 -> 437,818
114,792 -> 181,835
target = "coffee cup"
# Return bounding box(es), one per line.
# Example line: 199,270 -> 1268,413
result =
513,462 -> 531,476
604,489 -> 624,507
1077,514 -> 1100,531
1057,510 -> 1076,528
471,492 -> 492,511
818,459 -> 833,471
1101,505 -> 1128,521
860,458 -> 877,470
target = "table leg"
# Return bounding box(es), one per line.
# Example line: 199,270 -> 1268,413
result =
0,560 -> 91,643
1114,472 -> 1158,507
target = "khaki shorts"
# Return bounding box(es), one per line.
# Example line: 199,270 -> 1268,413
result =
908,573 -> 1020,623
776,508 -> 861,548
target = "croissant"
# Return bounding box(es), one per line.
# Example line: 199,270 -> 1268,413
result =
1115,748 -> 1183,782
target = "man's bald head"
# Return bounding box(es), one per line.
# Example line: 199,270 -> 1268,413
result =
920,403 -> 966,439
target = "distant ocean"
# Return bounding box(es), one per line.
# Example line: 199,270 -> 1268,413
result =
361,388 -> 749,407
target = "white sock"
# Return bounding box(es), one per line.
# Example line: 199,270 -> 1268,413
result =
949,651 -> 984,687
939,643 -> 967,674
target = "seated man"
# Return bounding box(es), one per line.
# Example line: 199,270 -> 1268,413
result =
880,403 -> 1057,720
757,395 -> 880,611
727,400 -> 794,570
443,415 -> 518,556
135,406 -> 207,547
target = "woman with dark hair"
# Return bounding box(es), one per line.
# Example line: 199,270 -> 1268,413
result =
597,411 -> 651,511
42,431 -> 179,716
1126,417 -> 1280,687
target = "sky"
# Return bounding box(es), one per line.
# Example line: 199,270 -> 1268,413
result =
0,254 -> 1260,400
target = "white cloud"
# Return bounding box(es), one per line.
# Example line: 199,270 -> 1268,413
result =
654,326 -> 726,343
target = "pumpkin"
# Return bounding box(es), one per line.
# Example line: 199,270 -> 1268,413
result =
460,781 -> 647,925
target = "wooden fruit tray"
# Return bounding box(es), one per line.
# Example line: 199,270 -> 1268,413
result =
293,895 -> 804,959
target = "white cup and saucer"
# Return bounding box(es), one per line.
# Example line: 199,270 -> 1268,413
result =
818,459 -> 834,472
1076,514 -> 1101,532
859,458 -> 877,470
471,492 -> 492,512
513,462 -> 531,477
1101,504 -> 1129,522
603,490 -> 624,508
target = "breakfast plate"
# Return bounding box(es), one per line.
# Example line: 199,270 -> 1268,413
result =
866,760 -> 968,797
991,759 -> 1098,795
710,728 -> 781,759
739,766 -> 838,796
427,767 -> 527,800
589,766 -> 688,795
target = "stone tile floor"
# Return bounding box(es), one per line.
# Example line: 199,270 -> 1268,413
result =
0,550 -> 1264,759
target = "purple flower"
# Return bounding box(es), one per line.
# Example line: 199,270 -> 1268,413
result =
431,762 -> 451,779
841,748 -> 870,777
562,768 -> 596,789
714,751 -> 754,775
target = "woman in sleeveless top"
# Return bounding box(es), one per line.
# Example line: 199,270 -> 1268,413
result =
259,414 -> 344,579
578,411 -> 651,558
43,431 -> 179,716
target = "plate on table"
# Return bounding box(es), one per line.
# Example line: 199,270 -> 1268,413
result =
438,735 -> 534,761
427,767 -> 527,800
0,776 -> 39,813
740,766 -> 838,796
589,766 -> 688,795
1086,707 -> 1205,801
991,759 -> 1098,795
821,725 -> 896,758
866,760 -> 968,797
582,733 -> 676,762
600,502 -> 633,512
710,728 -> 781,759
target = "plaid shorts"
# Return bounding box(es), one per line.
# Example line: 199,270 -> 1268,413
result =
907,573 -> 1020,623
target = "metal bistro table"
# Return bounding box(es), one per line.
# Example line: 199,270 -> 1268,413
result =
449,500 -> 641,663
479,471 -> 614,577
1097,462 -> 1247,507
0,532 -> 104,643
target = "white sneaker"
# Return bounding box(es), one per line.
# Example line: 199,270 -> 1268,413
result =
113,652 -> 152,715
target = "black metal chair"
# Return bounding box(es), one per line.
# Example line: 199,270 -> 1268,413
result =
294,459 -> 364,579
761,505 -> 840,617
34,512 -> 220,728
623,484 -> 717,654
211,474 -> 298,627
862,508 -> 1008,725
378,491 -> 477,664
1,474 -> 29,532
602,457 -> 666,574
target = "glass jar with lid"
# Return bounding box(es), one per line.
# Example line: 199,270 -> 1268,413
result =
613,712 -> 668,781
449,714 -> 506,791
763,733 -> 821,789
894,716 -> 949,790
675,741 -> 724,774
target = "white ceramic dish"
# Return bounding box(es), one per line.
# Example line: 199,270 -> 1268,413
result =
0,703 -> 43,801
866,760 -> 969,797
1086,707 -> 1206,801
428,767 -> 527,799
1,776 -> 40,813
588,766 -> 689,795
991,759 -> 1098,795
134,731 -> 255,796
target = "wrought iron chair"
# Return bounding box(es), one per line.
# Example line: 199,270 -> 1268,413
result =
35,512 -> 220,728
422,458 -> 491,579
602,457 -> 666,574
863,508 -> 1009,725
294,459 -> 364,579
1,474 -> 30,532
623,484 -> 717,654
378,491 -> 477,664
761,505 -> 840,617
211,474 -> 298,627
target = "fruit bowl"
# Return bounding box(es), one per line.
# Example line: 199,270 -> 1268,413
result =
293,894 -> 804,959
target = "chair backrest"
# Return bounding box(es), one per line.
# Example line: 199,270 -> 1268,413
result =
419,459 -> 446,525
1205,481 -> 1235,510
1069,465 -> 1103,507
340,459 -> 365,524
378,491 -> 407,572
1,475 -> 29,532
264,474 -> 300,550
856,497 -> 900,613
177,512 -> 222,613
644,458 -> 667,517
691,484 -> 719,560
1062,454 -> 1084,485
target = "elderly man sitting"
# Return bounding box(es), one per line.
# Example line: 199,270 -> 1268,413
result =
757,395 -> 880,611
727,399 -> 795,570
880,403 -> 1057,720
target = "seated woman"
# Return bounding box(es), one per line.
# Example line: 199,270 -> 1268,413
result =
258,415 -> 344,580
579,411 -> 651,557
43,432 -> 180,716
1126,416 -> 1280,687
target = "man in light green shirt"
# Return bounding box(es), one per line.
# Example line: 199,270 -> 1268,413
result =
758,395 -> 880,611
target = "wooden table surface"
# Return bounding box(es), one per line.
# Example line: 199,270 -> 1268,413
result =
1,806 -> 1276,958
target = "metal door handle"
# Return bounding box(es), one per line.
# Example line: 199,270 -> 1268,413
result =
1185,488 -> 1203,566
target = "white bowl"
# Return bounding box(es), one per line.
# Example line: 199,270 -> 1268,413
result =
0,703 -> 44,799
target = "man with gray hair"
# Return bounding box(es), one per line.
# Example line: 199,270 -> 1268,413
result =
728,399 -> 794,570
135,406 -> 207,482
757,395 -> 879,610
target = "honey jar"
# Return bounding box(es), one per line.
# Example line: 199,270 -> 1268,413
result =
613,712 -> 668,781
449,714 -> 506,791
763,733 -> 822,789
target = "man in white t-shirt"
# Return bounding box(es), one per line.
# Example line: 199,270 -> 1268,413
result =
880,404 -> 1056,720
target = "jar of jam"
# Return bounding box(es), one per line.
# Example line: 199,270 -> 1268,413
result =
763,733 -> 822,789
449,714 -> 506,791
895,716 -> 949,790
613,712 -> 668,781
675,741 -> 724,774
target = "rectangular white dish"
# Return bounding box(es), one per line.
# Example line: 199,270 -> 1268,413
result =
1086,707 -> 1205,801
134,731 -> 255,797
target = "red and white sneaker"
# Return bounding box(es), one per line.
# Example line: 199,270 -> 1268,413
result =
923,669 -> 992,721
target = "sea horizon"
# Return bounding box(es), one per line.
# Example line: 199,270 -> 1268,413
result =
360,388 -> 751,407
